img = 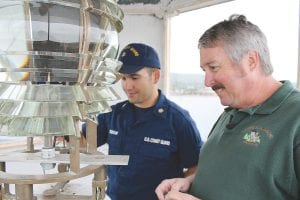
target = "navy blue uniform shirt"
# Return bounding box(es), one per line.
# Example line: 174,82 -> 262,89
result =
82,90 -> 203,200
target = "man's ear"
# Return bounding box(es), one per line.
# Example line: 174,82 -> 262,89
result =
247,50 -> 259,71
153,69 -> 160,83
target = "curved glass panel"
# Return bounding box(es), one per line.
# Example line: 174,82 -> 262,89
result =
0,101 -> 81,117
0,116 -> 76,136
87,86 -> 120,102
0,55 -> 121,83
0,83 -> 119,102
0,100 -> 112,118
85,101 -> 111,114
0,83 -> 85,101
0,0 -> 123,136
0,0 -> 123,84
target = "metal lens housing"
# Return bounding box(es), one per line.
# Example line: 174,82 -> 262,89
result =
0,0 -> 124,136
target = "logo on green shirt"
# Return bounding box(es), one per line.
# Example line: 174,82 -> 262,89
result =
242,126 -> 273,145
243,130 -> 261,145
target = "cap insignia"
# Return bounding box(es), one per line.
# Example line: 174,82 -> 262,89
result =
130,47 -> 139,57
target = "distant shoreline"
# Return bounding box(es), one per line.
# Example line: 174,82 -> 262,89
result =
169,92 -> 216,96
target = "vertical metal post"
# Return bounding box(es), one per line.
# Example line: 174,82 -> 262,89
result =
92,166 -> 107,200
163,15 -> 171,95
26,137 -> 34,152
69,135 -> 80,173
86,117 -> 98,154
69,117 -> 81,173
297,0 -> 300,89
0,162 -> 10,196
15,184 -> 33,200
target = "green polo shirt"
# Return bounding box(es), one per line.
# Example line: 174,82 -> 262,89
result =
190,80 -> 300,200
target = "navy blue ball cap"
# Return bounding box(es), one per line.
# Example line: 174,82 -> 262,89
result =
118,43 -> 161,74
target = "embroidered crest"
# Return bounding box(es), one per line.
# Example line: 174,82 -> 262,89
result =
242,126 -> 273,145
243,130 -> 260,144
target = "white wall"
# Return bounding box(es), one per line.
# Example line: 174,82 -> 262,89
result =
113,14 -> 165,101
119,14 -> 164,60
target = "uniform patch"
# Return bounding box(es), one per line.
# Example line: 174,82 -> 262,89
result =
242,126 -> 273,145
243,131 -> 260,144
144,137 -> 170,146
109,129 -> 118,135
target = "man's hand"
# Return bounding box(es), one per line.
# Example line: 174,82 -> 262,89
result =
163,190 -> 201,200
155,178 -> 192,200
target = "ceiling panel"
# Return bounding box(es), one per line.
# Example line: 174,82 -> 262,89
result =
116,0 -> 234,18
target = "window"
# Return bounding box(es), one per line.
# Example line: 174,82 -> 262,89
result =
168,0 -> 299,140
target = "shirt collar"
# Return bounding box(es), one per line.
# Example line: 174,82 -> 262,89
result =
226,80 -> 295,115
151,89 -> 168,118
121,89 -> 168,118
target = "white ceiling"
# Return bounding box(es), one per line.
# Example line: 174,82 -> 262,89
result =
117,0 -> 234,18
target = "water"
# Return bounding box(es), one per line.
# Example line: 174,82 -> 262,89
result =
169,95 -> 225,141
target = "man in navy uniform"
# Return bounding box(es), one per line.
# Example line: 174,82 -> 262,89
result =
82,43 -> 203,200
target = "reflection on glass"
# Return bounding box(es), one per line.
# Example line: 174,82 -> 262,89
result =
0,0 -> 123,136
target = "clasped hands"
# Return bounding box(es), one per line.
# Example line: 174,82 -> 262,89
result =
155,178 -> 201,200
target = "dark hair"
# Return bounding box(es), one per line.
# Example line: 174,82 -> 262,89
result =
198,14 -> 273,75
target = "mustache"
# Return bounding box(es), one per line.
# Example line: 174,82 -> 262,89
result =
212,84 -> 225,91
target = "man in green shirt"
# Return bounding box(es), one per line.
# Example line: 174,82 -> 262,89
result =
155,14 -> 300,200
